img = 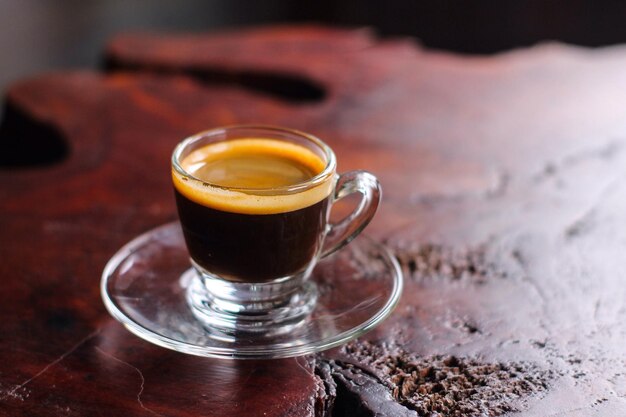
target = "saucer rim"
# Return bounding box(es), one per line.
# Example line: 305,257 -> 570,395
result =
101,221 -> 403,359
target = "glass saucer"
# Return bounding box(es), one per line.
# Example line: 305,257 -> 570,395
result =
101,222 -> 403,359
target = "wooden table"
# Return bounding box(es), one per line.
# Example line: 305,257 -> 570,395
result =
2,25 -> 626,416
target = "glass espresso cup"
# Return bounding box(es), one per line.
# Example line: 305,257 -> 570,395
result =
172,126 -> 381,337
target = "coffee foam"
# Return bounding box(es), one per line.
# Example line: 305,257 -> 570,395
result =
173,138 -> 335,214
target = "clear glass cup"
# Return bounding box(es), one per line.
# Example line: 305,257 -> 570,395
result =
171,125 -> 381,338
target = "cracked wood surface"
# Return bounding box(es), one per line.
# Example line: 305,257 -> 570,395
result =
2,26 -> 626,416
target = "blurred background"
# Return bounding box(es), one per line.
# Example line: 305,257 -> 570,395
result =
3,0 -> 626,93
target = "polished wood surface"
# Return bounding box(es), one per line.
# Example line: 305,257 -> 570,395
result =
2,26 -> 626,416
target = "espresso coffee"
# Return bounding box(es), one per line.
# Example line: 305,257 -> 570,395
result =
173,138 -> 333,283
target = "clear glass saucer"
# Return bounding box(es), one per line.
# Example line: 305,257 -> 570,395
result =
101,222 -> 403,359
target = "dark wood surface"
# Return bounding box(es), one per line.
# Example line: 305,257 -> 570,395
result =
2,26 -> 626,416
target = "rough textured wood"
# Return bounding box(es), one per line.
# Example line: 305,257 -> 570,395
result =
2,25 -> 626,416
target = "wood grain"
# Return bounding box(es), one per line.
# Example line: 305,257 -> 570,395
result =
2,26 -> 626,416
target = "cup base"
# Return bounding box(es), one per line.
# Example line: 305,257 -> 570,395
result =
185,268 -> 318,340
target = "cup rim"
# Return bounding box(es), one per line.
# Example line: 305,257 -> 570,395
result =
171,125 -> 337,195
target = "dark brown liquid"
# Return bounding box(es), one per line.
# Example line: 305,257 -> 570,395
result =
175,189 -> 329,282
173,138 -> 331,282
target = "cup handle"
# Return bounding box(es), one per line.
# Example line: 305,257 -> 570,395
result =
321,170 -> 381,258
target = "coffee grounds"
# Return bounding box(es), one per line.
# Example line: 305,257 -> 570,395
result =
394,243 -> 506,283
339,341 -> 552,417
